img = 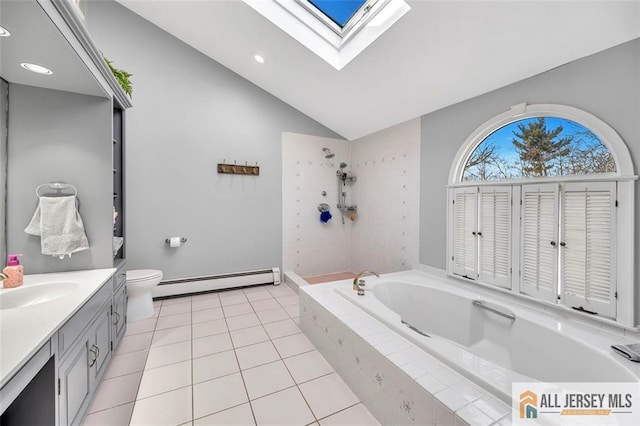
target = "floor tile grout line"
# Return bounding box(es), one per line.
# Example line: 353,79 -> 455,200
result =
132,383 -> 193,403
314,401 -> 362,423
128,297 -> 192,422
246,382 -> 298,404
100,287 -> 356,425
267,320 -> 323,424
191,401 -> 252,424
190,296 -> 195,425
84,400 -> 136,416
111,300 -> 160,423
223,300 -> 258,426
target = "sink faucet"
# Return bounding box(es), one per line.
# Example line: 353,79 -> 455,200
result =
353,270 -> 379,291
0,272 -> 7,282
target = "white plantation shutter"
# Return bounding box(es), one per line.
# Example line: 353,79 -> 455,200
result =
479,187 -> 512,288
561,182 -> 616,318
520,184 -> 559,303
453,187 -> 478,279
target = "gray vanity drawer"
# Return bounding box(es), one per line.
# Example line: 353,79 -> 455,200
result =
112,268 -> 126,292
58,282 -> 112,358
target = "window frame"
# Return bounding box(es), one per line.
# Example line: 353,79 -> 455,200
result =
446,103 -> 637,326
297,0 -> 384,39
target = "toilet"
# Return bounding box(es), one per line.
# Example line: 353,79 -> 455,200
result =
126,269 -> 163,322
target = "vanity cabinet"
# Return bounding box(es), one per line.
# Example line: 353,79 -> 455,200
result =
91,303 -> 112,382
112,263 -> 127,348
56,267 -> 127,426
58,300 -> 112,426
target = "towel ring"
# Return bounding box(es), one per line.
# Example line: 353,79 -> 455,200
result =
36,183 -> 78,197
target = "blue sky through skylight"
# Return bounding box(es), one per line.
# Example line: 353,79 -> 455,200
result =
308,0 -> 367,27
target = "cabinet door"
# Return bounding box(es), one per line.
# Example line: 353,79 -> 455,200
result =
112,284 -> 127,348
58,337 -> 92,426
91,303 -> 112,383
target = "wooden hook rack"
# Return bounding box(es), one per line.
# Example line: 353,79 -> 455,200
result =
217,162 -> 260,176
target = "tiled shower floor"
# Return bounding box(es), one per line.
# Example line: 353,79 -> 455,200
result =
81,284 -> 378,425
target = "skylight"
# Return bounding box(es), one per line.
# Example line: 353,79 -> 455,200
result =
244,0 -> 410,70
308,0 -> 367,28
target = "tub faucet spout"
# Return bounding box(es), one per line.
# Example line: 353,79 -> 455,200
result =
353,270 -> 379,291
0,272 -> 8,282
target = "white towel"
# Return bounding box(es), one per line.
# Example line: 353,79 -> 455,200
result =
24,196 -> 90,258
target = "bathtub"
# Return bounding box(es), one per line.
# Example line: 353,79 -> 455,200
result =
334,273 -> 639,403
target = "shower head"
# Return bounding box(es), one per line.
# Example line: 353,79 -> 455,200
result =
339,162 -> 347,169
322,147 -> 335,159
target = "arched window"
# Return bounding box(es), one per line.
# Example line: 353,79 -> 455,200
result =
447,104 -> 637,326
462,117 -> 615,181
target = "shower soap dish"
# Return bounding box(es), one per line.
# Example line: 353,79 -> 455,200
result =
611,343 -> 640,362
317,203 -> 330,212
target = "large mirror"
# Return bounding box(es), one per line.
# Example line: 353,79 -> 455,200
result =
0,0 -> 108,267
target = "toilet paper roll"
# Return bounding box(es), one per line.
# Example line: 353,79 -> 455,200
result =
169,237 -> 181,248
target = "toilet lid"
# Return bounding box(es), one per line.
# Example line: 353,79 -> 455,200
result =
127,269 -> 163,283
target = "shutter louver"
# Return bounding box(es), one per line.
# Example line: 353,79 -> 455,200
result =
562,182 -> 615,318
521,184 -> 558,303
479,187 -> 511,288
453,188 -> 477,279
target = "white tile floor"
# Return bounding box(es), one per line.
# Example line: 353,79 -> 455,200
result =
82,284 -> 378,426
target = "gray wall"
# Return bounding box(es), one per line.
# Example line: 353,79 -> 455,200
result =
419,39 -> 640,275
7,84 -> 113,274
86,1 -> 340,280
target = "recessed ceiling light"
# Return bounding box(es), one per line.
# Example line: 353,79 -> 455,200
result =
254,54 -> 265,64
20,63 -> 53,75
0,26 -> 10,37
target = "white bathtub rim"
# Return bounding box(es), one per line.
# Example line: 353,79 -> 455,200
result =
415,263 -> 640,334
302,269 -> 640,393
363,269 -> 640,351
362,272 -> 640,369
334,286 -> 533,403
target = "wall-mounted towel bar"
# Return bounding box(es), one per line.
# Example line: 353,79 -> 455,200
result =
36,182 -> 78,197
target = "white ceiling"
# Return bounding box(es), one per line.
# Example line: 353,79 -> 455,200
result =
0,1 -> 105,98
115,0 -> 640,140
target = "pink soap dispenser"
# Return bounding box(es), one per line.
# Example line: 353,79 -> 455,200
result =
3,254 -> 24,288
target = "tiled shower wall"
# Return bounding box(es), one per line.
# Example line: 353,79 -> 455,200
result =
282,133 -> 351,277
282,119 -> 420,277
350,119 -> 421,273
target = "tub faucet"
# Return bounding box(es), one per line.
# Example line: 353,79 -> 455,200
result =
353,270 -> 379,291
0,272 -> 7,282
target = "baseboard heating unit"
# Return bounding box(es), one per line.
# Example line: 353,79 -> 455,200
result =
152,267 -> 281,299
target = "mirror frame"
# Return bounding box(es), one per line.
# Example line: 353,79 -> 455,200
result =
1,77 -> 7,267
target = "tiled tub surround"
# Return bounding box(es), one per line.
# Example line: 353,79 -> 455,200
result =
300,270 -> 640,426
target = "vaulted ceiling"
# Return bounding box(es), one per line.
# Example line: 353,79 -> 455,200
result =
115,0 -> 640,140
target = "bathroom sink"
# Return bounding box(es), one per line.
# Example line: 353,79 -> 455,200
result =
0,282 -> 80,310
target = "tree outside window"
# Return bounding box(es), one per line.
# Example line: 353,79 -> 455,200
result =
463,117 -> 615,181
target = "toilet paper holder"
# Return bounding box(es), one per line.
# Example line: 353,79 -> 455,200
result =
165,237 -> 188,243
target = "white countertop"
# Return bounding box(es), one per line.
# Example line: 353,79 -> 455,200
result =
0,269 -> 115,388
